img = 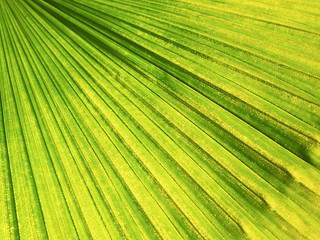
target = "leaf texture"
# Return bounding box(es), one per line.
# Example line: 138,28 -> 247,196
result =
1,0 -> 320,239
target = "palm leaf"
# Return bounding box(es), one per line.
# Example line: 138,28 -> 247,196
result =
1,0 -> 320,239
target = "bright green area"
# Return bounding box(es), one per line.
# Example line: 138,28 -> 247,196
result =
1,0 -> 320,239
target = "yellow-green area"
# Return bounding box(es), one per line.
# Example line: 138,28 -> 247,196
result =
1,0 -> 320,239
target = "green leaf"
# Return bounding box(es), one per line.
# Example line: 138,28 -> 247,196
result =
1,0 -> 320,239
